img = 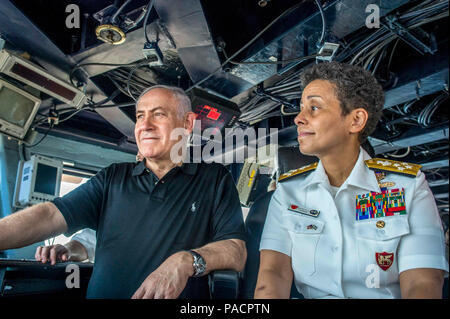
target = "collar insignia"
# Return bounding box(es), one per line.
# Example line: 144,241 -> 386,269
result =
278,162 -> 318,182
365,158 -> 421,177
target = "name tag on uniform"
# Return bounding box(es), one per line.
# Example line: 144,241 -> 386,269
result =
355,188 -> 406,221
288,204 -> 320,218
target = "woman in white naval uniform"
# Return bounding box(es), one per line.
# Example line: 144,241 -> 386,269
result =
255,62 -> 448,299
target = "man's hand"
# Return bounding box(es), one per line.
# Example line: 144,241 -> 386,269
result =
34,240 -> 89,265
35,244 -> 70,265
131,238 -> 246,299
132,251 -> 194,299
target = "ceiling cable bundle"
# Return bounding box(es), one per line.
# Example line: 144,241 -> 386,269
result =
236,0 -> 448,125
342,0 -> 448,68
417,92 -> 449,127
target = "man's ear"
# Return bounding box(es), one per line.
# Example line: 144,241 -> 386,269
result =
184,112 -> 197,134
349,108 -> 369,135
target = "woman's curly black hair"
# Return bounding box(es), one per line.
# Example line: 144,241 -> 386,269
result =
300,61 -> 385,143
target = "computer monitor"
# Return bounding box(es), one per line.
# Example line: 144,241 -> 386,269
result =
13,155 -> 63,207
189,88 -> 241,138
0,78 -> 40,141
0,49 -> 86,108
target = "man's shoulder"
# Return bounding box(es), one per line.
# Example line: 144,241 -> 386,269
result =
196,162 -> 229,174
105,161 -> 136,170
100,161 -> 138,176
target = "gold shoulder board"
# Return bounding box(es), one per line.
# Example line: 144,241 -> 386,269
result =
365,158 -> 422,177
278,162 -> 318,182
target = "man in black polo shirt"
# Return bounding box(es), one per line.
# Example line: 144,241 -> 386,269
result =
0,85 -> 247,299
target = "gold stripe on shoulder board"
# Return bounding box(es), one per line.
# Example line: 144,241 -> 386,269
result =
365,158 -> 422,177
278,162 -> 318,182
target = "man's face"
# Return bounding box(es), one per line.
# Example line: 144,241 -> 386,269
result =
294,79 -> 353,157
134,88 -> 186,161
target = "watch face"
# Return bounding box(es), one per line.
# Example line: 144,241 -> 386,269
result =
192,252 -> 206,277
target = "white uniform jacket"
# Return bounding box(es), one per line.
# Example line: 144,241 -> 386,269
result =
260,148 -> 448,298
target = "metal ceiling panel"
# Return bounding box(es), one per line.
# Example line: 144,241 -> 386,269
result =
229,0 -> 409,88
153,0 -> 254,97
0,1 -> 73,79
0,0 -> 137,149
370,125 -> 449,154
421,158 -> 450,170
71,22 -> 175,77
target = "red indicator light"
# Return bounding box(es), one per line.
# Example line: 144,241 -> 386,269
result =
207,109 -> 221,121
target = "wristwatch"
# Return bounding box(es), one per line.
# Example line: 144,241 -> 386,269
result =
187,250 -> 206,277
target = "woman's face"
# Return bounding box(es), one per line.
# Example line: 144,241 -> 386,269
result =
294,79 -> 355,157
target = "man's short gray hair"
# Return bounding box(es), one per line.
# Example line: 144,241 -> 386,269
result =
136,85 -> 192,119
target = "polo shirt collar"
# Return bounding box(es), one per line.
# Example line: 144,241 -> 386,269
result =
132,160 -> 147,176
132,160 -> 198,176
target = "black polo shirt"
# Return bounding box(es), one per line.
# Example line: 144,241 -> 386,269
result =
52,161 -> 246,299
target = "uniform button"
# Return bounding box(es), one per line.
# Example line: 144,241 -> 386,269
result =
378,229 -> 386,235
332,246 -> 339,252
376,220 -> 385,228
161,180 -> 165,184
295,225 -> 302,232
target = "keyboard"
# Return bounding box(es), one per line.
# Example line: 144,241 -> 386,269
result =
0,258 -> 93,269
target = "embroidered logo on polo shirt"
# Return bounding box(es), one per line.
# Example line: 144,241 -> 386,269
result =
190,202 -> 197,213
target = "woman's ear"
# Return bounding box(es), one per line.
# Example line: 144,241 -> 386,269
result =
349,108 -> 369,135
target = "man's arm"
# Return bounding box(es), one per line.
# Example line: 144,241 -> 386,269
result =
191,238 -> 246,274
0,202 -> 67,251
399,268 -> 444,298
254,249 -> 293,299
131,238 -> 246,299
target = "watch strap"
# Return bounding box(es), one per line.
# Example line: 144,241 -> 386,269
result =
187,250 -> 206,277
